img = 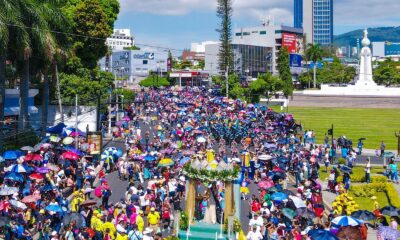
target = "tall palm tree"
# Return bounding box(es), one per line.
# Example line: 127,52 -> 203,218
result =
305,43 -> 323,88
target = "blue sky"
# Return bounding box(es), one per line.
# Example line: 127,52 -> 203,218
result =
115,0 -> 400,53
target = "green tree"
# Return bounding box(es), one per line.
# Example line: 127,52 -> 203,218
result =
277,47 -> 293,98
305,43 -> 323,88
139,74 -> 170,87
373,59 -> 400,86
123,46 -> 140,50
217,0 -> 234,75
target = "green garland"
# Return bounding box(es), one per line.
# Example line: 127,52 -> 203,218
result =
183,163 -> 241,182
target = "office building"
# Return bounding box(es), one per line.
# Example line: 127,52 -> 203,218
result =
296,0 -> 333,45
106,29 -> 135,51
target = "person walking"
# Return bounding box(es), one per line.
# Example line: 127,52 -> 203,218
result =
380,141 -> 386,157
365,158 -> 371,183
389,160 -> 399,184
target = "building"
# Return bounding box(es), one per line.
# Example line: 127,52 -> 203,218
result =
295,0 -> 333,45
372,41 -> 400,59
98,50 -> 168,85
106,29 -> 135,51
204,24 -> 304,78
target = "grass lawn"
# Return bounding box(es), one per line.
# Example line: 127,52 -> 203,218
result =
348,191 -> 390,211
319,166 -> 385,181
272,106 -> 400,149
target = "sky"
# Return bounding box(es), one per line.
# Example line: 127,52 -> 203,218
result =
115,0 -> 400,52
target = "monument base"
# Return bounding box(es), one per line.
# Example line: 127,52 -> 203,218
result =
178,222 -> 229,240
302,84 -> 400,97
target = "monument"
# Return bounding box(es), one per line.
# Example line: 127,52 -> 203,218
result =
303,29 -> 400,96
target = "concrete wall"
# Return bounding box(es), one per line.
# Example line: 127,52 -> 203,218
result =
302,0 -> 313,44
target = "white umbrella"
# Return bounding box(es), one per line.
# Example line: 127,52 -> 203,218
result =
5,164 -> 27,173
9,200 -> 27,210
21,146 -> 34,151
0,186 -> 19,196
258,154 -> 273,161
289,196 -> 307,208
197,137 -> 206,143
63,137 -> 74,145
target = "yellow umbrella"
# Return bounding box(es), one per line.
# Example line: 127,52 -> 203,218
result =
158,158 -> 174,167
63,137 -> 74,145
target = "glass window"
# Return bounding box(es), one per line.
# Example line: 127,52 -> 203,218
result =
235,33 -> 242,36
243,32 -> 250,36
260,31 -> 267,35
143,60 -> 148,64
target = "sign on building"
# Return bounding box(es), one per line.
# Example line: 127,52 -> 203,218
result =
282,33 -> 297,53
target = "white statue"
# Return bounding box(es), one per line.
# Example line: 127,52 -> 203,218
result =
356,29 -> 377,87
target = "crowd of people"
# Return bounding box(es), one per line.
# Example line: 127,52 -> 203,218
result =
0,87 -> 399,240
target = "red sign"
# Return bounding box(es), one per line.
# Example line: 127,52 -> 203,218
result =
282,33 -> 297,53
167,58 -> 172,72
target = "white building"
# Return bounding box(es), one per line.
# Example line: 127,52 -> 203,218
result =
191,41 -> 219,53
205,24 -> 303,77
106,29 -> 135,51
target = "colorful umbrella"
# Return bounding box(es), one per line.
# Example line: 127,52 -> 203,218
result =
62,151 -> 80,160
24,153 -> 43,161
331,216 -> 363,227
2,150 -> 18,160
4,172 -> 24,182
257,180 -> 275,189
144,155 -> 156,161
296,207 -> 317,219
29,173 -> 44,181
21,146 -> 34,151
289,196 -> 307,208
41,185 -> 55,192
351,210 -> 376,221
5,164 -> 27,173
377,226 -> 400,240
308,229 -> 338,240
0,186 -> 19,196
62,137 -> 74,145
271,192 -> 288,201
158,158 -> 174,167
258,154 -> 273,161
282,208 -> 297,219
21,195 -> 40,203
197,137 -> 206,143
179,157 -> 191,165
9,200 -> 27,210
36,167 -> 51,174
45,204 -> 63,213
380,206 -> 400,216
50,135 -> 61,142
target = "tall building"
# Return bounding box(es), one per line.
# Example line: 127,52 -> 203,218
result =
295,0 -> 333,45
106,29 -> 135,51
294,0 -> 303,29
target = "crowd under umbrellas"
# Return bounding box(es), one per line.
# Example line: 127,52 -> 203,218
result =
0,87 -> 399,240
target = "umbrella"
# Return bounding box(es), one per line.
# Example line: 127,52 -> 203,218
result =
158,158 -> 174,167
340,165 -> 352,174
24,153 -> 43,161
257,180 -> 275,189
182,150 -> 196,156
179,157 -> 191,165
80,199 -> 97,207
336,226 -> 363,240
122,116 -> 130,121
197,137 -> 206,143
271,192 -> 288,201
36,167 -> 51,174
63,137 -> 74,145
46,204 -> 63,213
308,229 -> 338,240
144,155 -> 156,161
22,195 -> 40,203
0,156 -> 4,163
115,121 -> 125,127
258,154 -> 272,161
289,196 -> 306,208
0,186 -> 19,196
9,200 -> 27,210
377,226 -> 400,240
380,206 -> 400,216
0,217 -> 10,227
29,173 -> 44,181
62,151 -> 80,160
4,172 -> 24,182
2,150 -> 18,160
63,212 -> 85,227
332,216 -> 363,227
296,207 -> 317,219
50,135 -> 61,142
5,164 -> 27,173
282,208 -> 297,219
41,185 -> 55,192
21,146 -> 34,151
351,210 -> 376,221
63,146 -> 83,156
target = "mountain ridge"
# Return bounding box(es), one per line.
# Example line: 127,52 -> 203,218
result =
334,26 -> 400,47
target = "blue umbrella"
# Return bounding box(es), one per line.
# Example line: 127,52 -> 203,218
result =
46,204 -> 63,213
184,126 -> 193,131
179,157 -> 191,165
6,164 -> 27,173
114,149 -> 123,158
277,157 -> 289,164
63,146 -> 84,156
23,165 -> 35,173
144,155 -> 156,161
308,229 -> 338,240
41,185 -> 55,192
2,151 -> 18,160
5,172 -> 24,182
271,192 -> 288,201
0,156 -> 4,163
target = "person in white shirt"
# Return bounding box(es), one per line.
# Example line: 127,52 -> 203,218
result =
246,226 -> 263,240
248,213 -> 264,232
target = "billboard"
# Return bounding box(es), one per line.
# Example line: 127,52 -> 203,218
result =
385,42 -> 400,56
290,54 -> 302,68
282,33 -> 297,53
87,131 -> 102,155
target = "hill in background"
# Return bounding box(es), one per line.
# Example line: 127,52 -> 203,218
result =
334,26 -> 400,47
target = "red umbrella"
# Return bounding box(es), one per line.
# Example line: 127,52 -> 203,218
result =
258,180 -> 275,189
24,153 -> 43,161
61,151 -> 79,160
29,173 -> 43,180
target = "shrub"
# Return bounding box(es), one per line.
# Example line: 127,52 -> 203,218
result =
179,212 -> 188,230
139,75 -> 170,87
338,158 -> 346,165
349,183 -> 400,208
371,176 -> 388,183
385,183 -> 400,208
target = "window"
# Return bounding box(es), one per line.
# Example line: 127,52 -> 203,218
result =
235,32 -> 242,36
143,60 -> 148,64
243,32 -> 250,36
260,31 -> 267,35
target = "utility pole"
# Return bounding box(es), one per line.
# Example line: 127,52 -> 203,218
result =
55,64 -> 64,122
225,66 -> 229,98
107,88 -> 112,136
75,94 -> 78,149
395,130 -> 400,157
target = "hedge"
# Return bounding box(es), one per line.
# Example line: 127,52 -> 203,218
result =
139,76 -> 170,87
349,183 -> 400,208
336,175 -> 387,183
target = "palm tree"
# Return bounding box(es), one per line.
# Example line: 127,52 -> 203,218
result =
305,43 -> 323,88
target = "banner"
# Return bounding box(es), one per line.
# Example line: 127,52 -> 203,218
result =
290,54 -> 303,68
87,131 -> 102,155
282,33 -> 297,53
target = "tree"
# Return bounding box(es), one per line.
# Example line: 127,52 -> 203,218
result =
71,0 -> 113,68
305,44 -> 323,88
277,47 -> 293,98
139,74 -> 170,87
373,59 -> 400,86
216,0 -> 234,75
123,46 -> 140,50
